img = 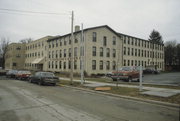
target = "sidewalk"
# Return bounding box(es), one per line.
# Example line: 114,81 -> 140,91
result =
60,77 -> 180,97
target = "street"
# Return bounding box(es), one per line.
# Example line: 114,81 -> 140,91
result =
0,76 -> 179,121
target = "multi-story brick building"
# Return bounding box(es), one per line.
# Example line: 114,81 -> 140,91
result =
5,25 -> 164,75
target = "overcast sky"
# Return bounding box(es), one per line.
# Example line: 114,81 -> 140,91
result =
0,0 -> 180,43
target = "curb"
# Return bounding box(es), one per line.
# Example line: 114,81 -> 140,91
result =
58,84 -> 179,108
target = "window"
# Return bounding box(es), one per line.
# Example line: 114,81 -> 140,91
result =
59,50 -> 62,58
64,61 -> 66,69
138,49 -> 140,57
52,61 -> 54,69
74,47 -> 77,57
106,61 -> 110,70
48,61 -> 51,68
127,47 -> 130,55
59,61 -> 62,69
138,40 -> 140,46
75,36 -> 78,43
124,36 -> 126,44
113,49 -> 116,57
112,61 -> 116,70
135,49 -> 137,56
92,46 -> 96,56
16,47 -> 21,50
124,47 -> 126,55
124,60 -> 126,66
55,61 -> 58,69
52,41 -> 54,48
135,39 -> 137,46
56,50 -> 58,58
99,60 -> 103,70
103,36 -> 107,46
100,47 -> 103,57
128,37 -> 131,44
69,36 -> 71,45
127,60 -> 130,66
131,38 -> 134,45
141,50 -> 143,57
56,40 -> 58,47
74,60 -> 77,69
135,60 -> 137,66
52,51 -> 54,58
13,63 -> 17,66
64,49 -> 66,57
113,36 -> 116,45
69,48 -> 71,57
92,32 -> 97,42
106,48 -> 110,57
131,60 -> 134,66
145,50 -> 146,57
64,38 -> 67,45
92,60 -> 96,70
131,48 -> 134,56
60,39 -> 62,46
68,61 -> 71,69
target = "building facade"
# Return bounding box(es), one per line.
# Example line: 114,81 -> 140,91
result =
5,25 -> 165,75
24,36 -> 52,71
5,43 -> 26,70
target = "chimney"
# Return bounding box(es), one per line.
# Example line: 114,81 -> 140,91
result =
75,25 -> 80,32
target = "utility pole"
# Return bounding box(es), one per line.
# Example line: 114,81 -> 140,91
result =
80,23 -> 84,85
70,11 -> 74,85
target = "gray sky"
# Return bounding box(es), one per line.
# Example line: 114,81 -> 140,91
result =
0,0 -> 180,43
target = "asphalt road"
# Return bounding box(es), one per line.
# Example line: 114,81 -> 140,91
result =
0,76 -> 179,121
143,72 -> 180,86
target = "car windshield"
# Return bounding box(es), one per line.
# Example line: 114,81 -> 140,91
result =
41,72 -> 54,77
120,67 -> 132,71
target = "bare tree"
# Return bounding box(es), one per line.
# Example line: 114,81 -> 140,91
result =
19,38 -> 33,43
0,37 -> 10,69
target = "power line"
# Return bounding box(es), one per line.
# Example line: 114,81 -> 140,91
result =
0,8 -> 70,15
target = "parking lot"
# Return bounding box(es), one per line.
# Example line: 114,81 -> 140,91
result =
143,72 -> 180,86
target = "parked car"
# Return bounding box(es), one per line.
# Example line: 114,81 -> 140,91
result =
0,69 -> 7,76
143,68 -> 160,74
15,70 -> 31,80
29,72 -> 59,86
111,66 -> 140,82
6,70 -> 18,78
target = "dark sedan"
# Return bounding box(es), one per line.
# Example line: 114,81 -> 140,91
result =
28,72 -> 59,86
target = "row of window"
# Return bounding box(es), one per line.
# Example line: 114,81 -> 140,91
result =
48,47 -> 84,59
92,47 -> 116,57
123,59 -> 163,68
92,60 -> 116,70
26,51 -> 44,58
26,42 -> 44,50
124,47 -> 164,59
123,36 -> 164,51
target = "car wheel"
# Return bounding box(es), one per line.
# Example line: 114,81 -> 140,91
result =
128,77 -> 132,82
38,81 -> 43,86
29,78 -> 32,83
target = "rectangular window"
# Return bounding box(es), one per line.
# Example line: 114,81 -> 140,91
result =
69,48 -> 71,57
131,38 -> 134,45
74,47 -> 77,57
112,61 -> 116,70
64,49 -> 66,57
106,48 -> 110,57
92,60 -> 96,70
103,36 -> 107,46
59,61 -> 62,69
64,61 -> 66,69
68,61 -> 71,69
124,60 -> 126,66
106,61 -> 110,70
128,37 -> 130,44
113,36 -> 116,45
74,60 -> 77,69
113,49 -> 116,57
124,47 -> 126,55
92,46 -> 96,56
100,47 -> 103,57
59,50 -> 62,58
131,48 -> 134,56
99,60 -> 103,70
128,47 -> 130,55
92,32 -> 97,42
135,49 -> 137,56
